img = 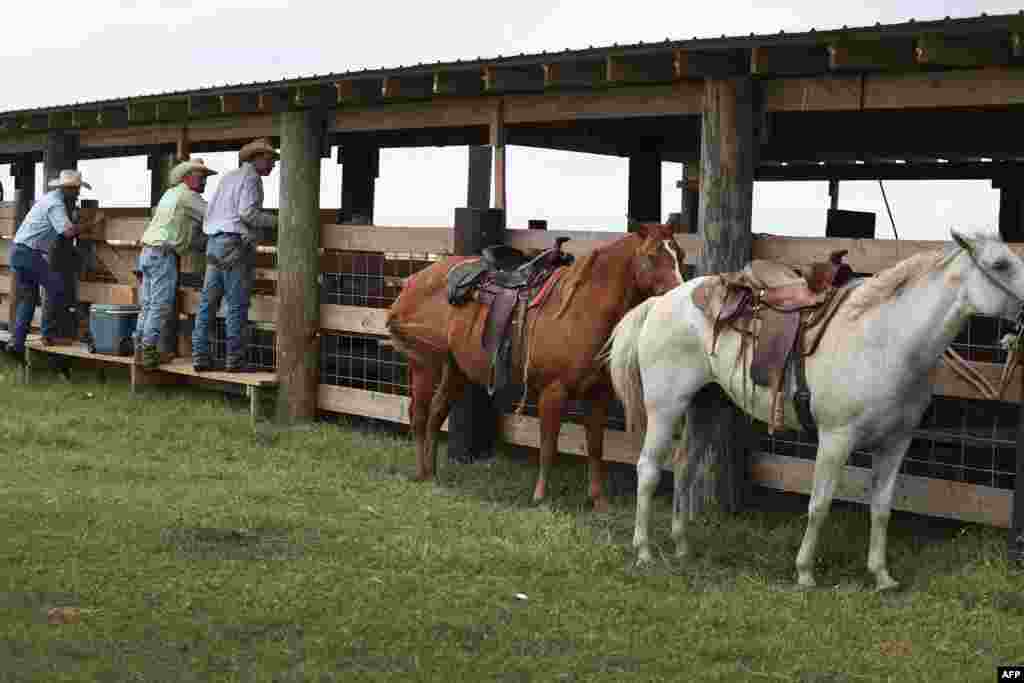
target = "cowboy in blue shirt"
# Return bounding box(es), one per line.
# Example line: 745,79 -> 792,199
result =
4,170 -> 104,365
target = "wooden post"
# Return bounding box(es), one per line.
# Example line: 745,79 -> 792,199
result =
148,148 -> 178,356
683,77 -> 758,516
42,131 -> 80,341
7,156 -> 35,327
1013,363 -> 1024,564
828,178 -> 840,211
627,150 -> 662,225
467,146 -> 492,209
275,108 -> 324,424
491,101 -> 507,222
338,142 -> 378,224
448,206 -> 504,463
995,175 -> 1024,242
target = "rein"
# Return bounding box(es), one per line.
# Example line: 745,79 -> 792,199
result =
944,245 -> 1024,400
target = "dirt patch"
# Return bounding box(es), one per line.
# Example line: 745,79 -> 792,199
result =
159,525 -> 312,561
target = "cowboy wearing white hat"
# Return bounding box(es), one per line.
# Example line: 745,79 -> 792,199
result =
133,158 -> 218,370
5,169 -> 104,365
191,138 -> 279,372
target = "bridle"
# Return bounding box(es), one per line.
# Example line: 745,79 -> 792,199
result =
961,243 -> 1024,325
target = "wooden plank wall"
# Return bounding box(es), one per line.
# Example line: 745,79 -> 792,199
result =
0,212 -> 1016,528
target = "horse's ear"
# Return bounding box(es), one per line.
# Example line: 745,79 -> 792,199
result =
951,228 -> 973,253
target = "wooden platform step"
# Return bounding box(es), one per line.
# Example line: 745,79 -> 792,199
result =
20,340 -> 277,426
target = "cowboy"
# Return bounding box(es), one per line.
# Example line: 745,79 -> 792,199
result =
133,158 -> 218,370
191,138 -> 279,372
4,170 -> 104,365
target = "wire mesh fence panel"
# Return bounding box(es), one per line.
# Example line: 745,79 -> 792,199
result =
759,313 -> 1018,491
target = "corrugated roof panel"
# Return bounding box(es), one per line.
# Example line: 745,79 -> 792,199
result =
0,12 -> 1020,116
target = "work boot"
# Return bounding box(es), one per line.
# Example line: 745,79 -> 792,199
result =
192,354 -> 213,373
133,342 -> 144,364
141,345 -> 161,371
224,353 -> 254,373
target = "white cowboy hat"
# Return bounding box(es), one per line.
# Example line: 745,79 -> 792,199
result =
169,158 -> 218,186
238,138 -> 281,162
47,169 -> 91,190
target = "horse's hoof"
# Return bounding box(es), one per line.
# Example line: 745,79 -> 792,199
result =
875,577 -> 900,592
592,499 -> 610,514
796,573 -> 817,589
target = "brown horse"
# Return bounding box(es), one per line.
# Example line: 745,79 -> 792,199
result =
386,223 -> 685,510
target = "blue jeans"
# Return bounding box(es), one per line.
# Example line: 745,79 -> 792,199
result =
9,243 -> 64,352
136,246 -> 178,347
191,234 -> 253,360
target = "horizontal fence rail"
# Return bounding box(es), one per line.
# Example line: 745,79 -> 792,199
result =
0,205 -> 1017,527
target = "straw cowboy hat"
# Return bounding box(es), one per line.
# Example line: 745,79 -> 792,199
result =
238,138 -> 280,162
47,169 -> 91,190
169,158 -> 218,186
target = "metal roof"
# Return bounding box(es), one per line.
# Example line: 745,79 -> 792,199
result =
1,11 -> 1022,117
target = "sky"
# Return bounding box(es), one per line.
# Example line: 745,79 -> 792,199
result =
0,0 -> 1019,239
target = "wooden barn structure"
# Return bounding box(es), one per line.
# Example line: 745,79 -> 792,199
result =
2,12 -> 1024,558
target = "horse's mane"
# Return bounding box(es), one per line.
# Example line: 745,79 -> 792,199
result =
554,247 -> 602,318
843,245 -> 962,320
552,232 -> 644,318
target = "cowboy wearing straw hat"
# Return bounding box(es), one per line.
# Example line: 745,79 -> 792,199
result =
191,138 -> 279,372
4,170 -> 104,366
132,158 -> 218,370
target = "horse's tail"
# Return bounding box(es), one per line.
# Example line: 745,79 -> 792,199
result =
600,296 -> 658,434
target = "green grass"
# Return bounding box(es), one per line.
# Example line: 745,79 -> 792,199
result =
0,357 -> 1022,682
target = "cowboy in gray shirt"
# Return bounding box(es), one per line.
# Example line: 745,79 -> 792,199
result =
191,138 -> 279,372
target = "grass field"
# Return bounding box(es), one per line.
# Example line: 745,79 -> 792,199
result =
0,356 -> 1022,682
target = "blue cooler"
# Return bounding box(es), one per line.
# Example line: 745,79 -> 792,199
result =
88,304 -> 140,356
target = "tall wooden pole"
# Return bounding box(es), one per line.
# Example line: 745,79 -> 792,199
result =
42,131 -> 80,340
148,148 -> 178,355
7,156 -> 35,327
627,150 -> 662,226
682,77 -> 757,516
491,101 -> 507,223
276,108 -> 324,423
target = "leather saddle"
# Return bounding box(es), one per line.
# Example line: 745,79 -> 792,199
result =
446,237 -> 575,396
692,249 -> 858,434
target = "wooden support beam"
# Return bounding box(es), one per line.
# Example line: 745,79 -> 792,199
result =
381,74 -> 434,99
606,52 -> 675,85
99,106 -> 129,127
627,150 -> 661,223
47,112 -> 73,129
674,49 -> 750,79
687,75 -> 759,516
338,142 -> 379,224
128,102 -> 157,124
276,108 -> 324,423
491,101 -> 506,214
432,70 -> 485,97
483,64 -> 545,93
258,89 -> 292,113
335,79 -> 383,104
220,93 -> 261,115
750,45 -> 830,76
828,38 -> 916,71
71,110 -> 100,129
914,32 -> 1012,68
542,59 -> 605,89
188,95 -> 221,118
467,145 -> 492,210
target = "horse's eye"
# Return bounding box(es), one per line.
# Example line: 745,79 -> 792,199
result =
993,259 -> 1011,273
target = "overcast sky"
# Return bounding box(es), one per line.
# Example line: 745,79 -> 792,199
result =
1,0 -> 1019,239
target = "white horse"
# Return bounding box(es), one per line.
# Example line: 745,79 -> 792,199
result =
604,230 -> 1024,590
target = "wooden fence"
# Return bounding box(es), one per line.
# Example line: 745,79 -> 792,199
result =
0,203 -> 1018,528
